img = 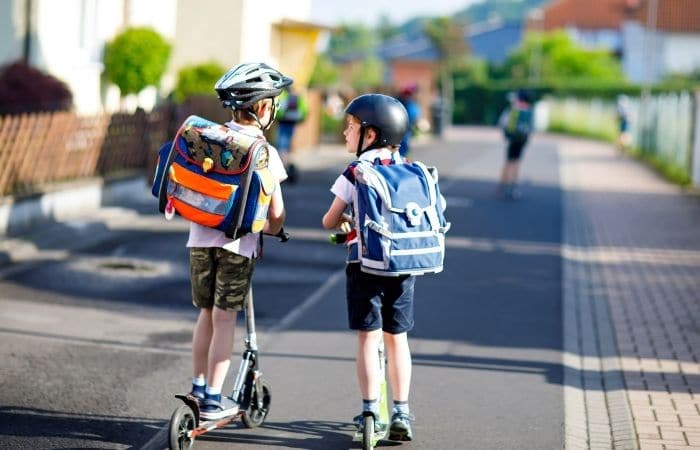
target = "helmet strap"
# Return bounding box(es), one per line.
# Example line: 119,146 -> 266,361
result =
243,99 -> 276,130
356,126 -> 382,157
355,125 -> 366,157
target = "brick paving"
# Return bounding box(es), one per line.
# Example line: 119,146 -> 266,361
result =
559,136 -> 700,449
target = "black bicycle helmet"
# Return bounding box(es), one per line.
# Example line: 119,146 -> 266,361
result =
345,94 -> 409,155
215,62 -> 293,110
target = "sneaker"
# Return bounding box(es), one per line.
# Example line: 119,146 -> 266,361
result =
190,385 -> 206,401
353,413 -> 388,434
389,411 -> 414,441
199,395 -> 239,421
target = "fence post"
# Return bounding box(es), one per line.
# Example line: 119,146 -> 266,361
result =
693,90 -> 700,188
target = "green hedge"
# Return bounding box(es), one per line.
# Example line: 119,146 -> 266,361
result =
451,80 -> 693,124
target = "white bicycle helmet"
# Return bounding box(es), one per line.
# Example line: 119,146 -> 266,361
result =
215,62 -> 293,110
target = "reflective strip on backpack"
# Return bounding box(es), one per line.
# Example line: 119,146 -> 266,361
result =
168,183 -> 231,215
391,246 -> 443,255
365,220 -> 440,239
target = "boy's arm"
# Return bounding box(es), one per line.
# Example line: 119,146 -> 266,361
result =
322,196 -> 350,230
264,182 -> 285,235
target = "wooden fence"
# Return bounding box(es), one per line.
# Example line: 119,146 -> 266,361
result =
0,91 -> 324,198
0,109 -> 168,197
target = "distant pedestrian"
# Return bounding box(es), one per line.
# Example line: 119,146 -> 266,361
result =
498,89 -> 534,200
616,95 -> 631,150
397,84 -> 421,157
275,86 -> 308,183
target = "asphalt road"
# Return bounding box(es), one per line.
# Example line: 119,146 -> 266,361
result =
0,127 -> 564,449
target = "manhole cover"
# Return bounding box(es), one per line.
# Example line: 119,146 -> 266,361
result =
70,257 -> 171,278
98,261 -> 154,272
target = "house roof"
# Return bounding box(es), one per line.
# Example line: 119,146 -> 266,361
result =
376,19 -> 522,64
538,0 -> 631,30
632,0 -> 700,33
537,0 -> 700,33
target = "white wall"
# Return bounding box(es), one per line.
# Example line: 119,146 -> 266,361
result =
662,33 -> 700,76
0,0 -> 25,63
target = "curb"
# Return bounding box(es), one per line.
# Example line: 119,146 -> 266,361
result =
0,175 -> 148,237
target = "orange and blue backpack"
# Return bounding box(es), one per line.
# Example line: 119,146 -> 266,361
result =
152,115 -> 276,239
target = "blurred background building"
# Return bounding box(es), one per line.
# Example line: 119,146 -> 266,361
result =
0,0 -> 328,113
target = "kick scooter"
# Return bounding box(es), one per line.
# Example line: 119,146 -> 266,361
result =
168,231 -> 288,450
352,338 -> 389,450
330,228 -> 389,450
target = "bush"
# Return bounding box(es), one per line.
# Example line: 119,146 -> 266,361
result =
0,61 -> 72,114
173,61 -> 226,103
103,27 -> 171,96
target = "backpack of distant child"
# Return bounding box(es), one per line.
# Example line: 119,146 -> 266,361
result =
352,154 -> 450,276
277,92 -> 307,123
503,106 -> 533,141
151,115 -> 276,240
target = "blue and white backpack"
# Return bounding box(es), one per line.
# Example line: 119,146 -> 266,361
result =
353,156 -> 450,276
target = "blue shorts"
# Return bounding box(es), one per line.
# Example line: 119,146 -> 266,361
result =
345,263 -> 415,334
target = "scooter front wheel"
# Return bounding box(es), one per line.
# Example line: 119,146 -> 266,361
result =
362,414 -> 375,450
241,380 -> 271,428
168,404 -> 196,450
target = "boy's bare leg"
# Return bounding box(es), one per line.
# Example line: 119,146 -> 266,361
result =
207,306 -> 237,391
357,329 -> 382,400
192,308 -> 213,380
384,331 -> 412,401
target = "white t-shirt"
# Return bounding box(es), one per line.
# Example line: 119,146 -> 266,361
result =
330,147 -> 394,205
186,122 -> 287,258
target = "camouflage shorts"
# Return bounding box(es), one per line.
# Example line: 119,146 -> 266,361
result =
189,247 -> 255,311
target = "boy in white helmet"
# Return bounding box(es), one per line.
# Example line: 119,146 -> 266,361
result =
186,62 -> 290,420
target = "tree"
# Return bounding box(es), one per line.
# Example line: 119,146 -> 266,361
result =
349,56 -> 384,91
502,31 -> 625,84
424,16 -> 470,129
173,61 -> 227,103
103,27 -> 171,97
327,23 -> 378,58
309,54 -> 340,88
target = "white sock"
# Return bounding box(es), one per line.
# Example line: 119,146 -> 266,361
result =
205,386 -> 222,396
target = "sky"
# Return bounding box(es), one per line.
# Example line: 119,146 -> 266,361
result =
310,0 -> 478,26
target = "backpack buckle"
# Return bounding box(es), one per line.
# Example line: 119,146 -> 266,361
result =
405,202 -> 422,226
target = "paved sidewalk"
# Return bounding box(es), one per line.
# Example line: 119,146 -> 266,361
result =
558,135 -> 700,449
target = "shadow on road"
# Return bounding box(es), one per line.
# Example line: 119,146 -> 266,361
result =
0,406 -> 163,449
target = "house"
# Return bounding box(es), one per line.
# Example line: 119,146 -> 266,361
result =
0,0 -> 329,113
337,18 -> 524,126
469,18 -> 524,65
531,0 -> 700,83
622,0 -> 700,83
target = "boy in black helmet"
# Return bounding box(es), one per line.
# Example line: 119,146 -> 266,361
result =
186,62 -> 290,421
322,93 -> 415,441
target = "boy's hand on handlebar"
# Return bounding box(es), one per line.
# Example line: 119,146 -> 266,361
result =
264,228 -> 290,242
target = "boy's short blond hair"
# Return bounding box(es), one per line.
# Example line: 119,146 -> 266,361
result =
232,97 -> 274,124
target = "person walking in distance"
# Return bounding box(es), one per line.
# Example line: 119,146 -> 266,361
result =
498,89 -> 534,200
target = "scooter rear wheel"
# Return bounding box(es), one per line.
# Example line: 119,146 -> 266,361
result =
168,404 -> 196,450
241,380 -> 271,428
